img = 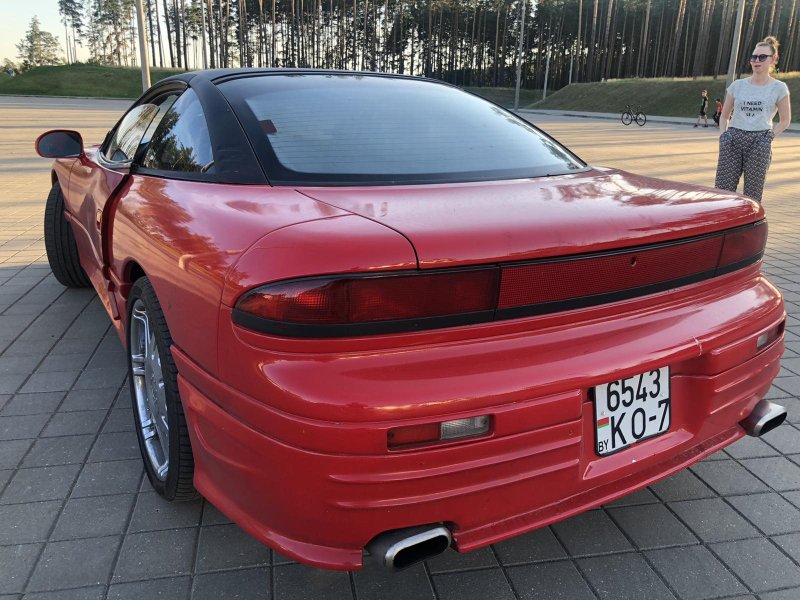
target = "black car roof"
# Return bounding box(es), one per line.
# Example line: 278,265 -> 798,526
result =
157,68 -> 438,86
135,69 -> 442,186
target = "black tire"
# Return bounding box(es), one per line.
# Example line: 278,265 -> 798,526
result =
128,276 -> 197,501
621,112 -> 633,126
636,112 -> 647,127
43,181 -> 91,288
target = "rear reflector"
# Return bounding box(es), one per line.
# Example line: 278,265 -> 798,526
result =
388,416 -> 491,449
233,220 -> 767,337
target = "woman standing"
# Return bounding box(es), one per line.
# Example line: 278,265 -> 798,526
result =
715,36 -> 792,202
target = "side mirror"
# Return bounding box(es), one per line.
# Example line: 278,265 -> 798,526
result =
35,130 -> 84,159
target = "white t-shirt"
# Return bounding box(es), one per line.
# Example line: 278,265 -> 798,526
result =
727,78 -> 790,131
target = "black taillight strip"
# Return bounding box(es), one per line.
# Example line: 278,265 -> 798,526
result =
232,308 -> 496,338
232,220 -> 766,338
716,252 -> 766,277
496,266 -> 728,321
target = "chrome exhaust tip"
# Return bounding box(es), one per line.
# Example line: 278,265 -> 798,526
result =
366,524 -> 452,571
741,400 -> 787,437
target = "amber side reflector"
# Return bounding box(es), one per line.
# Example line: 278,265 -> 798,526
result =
387,423 -> 441,448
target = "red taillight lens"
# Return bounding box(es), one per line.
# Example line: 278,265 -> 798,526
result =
498,236 -> 723,308
233,221 -> 766,337
718,221 -> 768,271
235,269 -> 500,324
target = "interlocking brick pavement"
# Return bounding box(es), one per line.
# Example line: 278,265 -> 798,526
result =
1,95 -> 800,599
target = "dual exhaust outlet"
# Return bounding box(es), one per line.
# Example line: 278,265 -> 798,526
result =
366,400 -> 787,571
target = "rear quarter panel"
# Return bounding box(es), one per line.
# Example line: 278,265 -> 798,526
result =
110,177 -> 351,374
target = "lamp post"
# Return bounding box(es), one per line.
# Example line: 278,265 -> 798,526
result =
134,0 -> 151,91
542,44 -> 551,101
200,0 -> 208,69
513,0 -> 527,110
726,0 -> 746,90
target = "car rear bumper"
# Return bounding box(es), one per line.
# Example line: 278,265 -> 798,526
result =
175,270 -> 784,570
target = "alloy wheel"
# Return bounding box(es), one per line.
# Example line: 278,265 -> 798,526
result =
130,299 -> 170,481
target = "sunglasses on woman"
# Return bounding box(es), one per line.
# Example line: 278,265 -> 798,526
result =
750,54 -> 774,62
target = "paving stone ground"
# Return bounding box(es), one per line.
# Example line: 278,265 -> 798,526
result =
1,95 -> 800,600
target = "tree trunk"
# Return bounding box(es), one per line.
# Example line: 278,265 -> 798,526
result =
713,0 -> 733,77
163,0 -> 175,67
146,0 -> 157,66
784,0 -> 798,69
172,0 -> 182,68
225,0 -> 232,67
681,9 -> 693,76
626,12 -> 637,77
637,0 -> 652,77
739,0 -> 762,71
588,0 -> 599,80
182,0 -> 189,69
668,0 -> 687,76
692,0 -> 714,76
575,0 -> 583,82
493,2 -> 501,85
399,1 -> 406,74
767,0 -> 778,33
652,1 -> 665,76
601,0 -> 616,79
616,10 -> 628,79
207,0 -> 216,68
64,21 -> 71,64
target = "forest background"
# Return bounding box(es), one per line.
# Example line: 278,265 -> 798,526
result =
21,0 -> 800,93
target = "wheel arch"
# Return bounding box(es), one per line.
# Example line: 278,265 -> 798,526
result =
126,260 -> 147,286
115,259 -> 148,340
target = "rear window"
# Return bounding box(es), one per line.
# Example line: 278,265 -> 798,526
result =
219,74 -> 585,185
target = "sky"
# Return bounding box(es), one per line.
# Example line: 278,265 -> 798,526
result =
1,0 -> 88,63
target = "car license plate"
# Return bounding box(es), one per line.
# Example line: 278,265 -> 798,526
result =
593,367 -> 671,456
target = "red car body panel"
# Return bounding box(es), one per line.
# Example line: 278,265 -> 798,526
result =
176,268 -> 782,569
45,94 -> 783,570
298,169 -> 762,268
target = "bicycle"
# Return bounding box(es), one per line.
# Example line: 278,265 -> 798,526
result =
621,104 -> 647,127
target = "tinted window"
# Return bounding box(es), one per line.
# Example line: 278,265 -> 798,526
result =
104,104 -> 160,163
140,94 -> 179,147
220,75 -> 584,185
141,89 -> 215,174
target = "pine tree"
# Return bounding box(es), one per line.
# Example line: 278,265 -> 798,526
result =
58,0 -> 85,63
16,17 -> 62,70
85,0 -> 137,65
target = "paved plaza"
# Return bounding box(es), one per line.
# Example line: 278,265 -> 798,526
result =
2,95 -> 800,600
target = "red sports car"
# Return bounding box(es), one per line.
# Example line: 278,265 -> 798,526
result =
36,70 -> 786,571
